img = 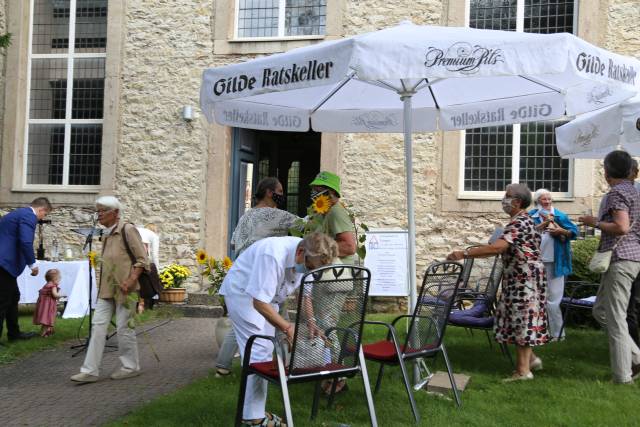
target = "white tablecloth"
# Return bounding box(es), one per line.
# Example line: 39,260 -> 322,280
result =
17,260 -> 97,319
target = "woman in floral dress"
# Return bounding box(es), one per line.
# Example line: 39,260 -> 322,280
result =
448,183 -> 549,381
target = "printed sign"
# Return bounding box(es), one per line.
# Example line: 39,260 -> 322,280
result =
364,230 -> 409,297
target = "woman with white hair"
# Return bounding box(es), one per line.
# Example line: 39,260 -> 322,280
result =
70,196 -> 149,383
529,188 -> 578,341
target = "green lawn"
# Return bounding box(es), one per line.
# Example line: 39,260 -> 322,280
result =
109,315 -> 637,427
0,305 -> 179,365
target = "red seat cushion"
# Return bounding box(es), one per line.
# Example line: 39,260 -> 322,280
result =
363,340 -> 437,362
250,361 -> 349,378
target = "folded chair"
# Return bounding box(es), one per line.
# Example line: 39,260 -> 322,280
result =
235,265 -> 377,427
559,281 -> 599,338
362,261 -> 464,423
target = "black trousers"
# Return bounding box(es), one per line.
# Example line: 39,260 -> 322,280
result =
0,266 -> 22,339
627,274 -> 640,347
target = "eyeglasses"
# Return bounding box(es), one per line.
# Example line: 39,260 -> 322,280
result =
96,209 -> 113,214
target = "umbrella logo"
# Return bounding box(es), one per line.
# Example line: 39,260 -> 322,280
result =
587,85 -> 613,105
424,42 -> 504,75
574,124 -> 600,147
351,112 -> 399,130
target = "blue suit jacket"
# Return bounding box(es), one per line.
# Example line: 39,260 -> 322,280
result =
0,207 -> 37,278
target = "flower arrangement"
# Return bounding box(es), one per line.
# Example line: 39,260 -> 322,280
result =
159,264 -> 192,289
290,197 -> 369,260
195,249 -> 233,296
87,250 -> 99,268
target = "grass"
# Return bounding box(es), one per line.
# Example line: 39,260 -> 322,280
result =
108,314 -> 638,427
0,305 -> 179,365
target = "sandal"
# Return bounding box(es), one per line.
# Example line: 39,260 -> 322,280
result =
215,368 -> 231,377
321,378 -> 349,396
242,412 -> 286,426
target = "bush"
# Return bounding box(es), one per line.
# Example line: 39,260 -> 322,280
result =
569,237 -> 600,283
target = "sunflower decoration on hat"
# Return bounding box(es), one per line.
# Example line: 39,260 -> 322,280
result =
290,171 -> 368,260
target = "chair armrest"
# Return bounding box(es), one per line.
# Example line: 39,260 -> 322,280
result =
565,281 -> 599,301
363,320 -> 402,343
243,334 -> 278,369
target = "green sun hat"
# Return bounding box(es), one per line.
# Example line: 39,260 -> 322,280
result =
309,171 -> 341,197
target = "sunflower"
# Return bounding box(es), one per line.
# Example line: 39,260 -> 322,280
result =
311,194 -> 331,215
196,248 -> 208,265
87,250 -> 98,267
222,256 -> 233,270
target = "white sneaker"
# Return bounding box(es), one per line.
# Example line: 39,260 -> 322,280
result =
110,368 -> 141,380
530,357 -> 543,371
502,371 -> 534,382
70,372 -> 99,383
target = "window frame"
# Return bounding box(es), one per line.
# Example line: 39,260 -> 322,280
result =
232,0 -> 326,41
23,0 -> 106,191
458,0 -> 578,201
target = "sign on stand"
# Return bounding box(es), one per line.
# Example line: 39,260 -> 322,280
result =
364,229 -> 409,296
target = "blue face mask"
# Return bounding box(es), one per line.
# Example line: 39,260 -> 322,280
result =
294,263 -> 308,274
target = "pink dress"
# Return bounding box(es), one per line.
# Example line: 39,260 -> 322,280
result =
33,282 -> 59,327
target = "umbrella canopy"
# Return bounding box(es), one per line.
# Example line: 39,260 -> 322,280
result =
200,22 -> 640,310
555,94 -> 640,159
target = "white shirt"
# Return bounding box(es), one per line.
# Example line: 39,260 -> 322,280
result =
532,206 -> 555,263
220,236 -> 302,324
136,227 -> 160,266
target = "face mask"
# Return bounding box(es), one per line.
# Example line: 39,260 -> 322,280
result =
310,189 -> 328,200
294,263 -> 308,274
501,197 -> 514,214
271,192 -> 287,210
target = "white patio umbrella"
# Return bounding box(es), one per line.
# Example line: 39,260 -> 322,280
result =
200,22 -> 640,311
555,94 -> 640,158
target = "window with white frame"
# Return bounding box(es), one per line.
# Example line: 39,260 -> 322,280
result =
235,0 -> 326,38
462,0 -> 575,195
26,0 -> 107,187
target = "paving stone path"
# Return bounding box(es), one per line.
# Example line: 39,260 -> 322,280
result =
0,317 -> 218,426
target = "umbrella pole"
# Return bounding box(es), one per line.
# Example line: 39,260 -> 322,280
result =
401,91 -> 420,385
401,93 -> 417,313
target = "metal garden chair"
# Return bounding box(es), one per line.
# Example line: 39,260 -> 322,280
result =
446,255 -> 512,365
234,265 -> 377,427
361,261 -> 464,423
559,280 -> 600,338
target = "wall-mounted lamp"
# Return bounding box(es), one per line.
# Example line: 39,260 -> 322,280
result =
182,105 -> 194,122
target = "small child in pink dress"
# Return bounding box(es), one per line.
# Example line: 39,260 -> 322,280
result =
33,269 -> 62,337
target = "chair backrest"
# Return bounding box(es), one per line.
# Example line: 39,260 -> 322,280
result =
459,247 -> 476,290
287,265 -> 371,376
483,255 -> 503,306
405,261 -> 463,353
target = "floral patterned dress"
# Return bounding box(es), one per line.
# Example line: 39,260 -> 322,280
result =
494,211 -> 549,346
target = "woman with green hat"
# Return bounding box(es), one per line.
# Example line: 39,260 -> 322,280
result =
309,171 -> 357,264
308,171 -> 357,395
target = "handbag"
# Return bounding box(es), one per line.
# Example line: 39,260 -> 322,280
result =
588,217 -> 638,274
122,224 -> 163,299
588,250 -> 612,274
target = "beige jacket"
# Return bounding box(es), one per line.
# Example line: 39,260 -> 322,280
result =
98,221 -> 149,303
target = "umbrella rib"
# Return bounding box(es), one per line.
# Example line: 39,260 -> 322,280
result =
518,75 -> 563,93
309,71 -> 356,114
425,78 -> 440,109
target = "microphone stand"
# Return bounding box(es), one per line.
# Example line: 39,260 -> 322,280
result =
71,218 -> 116,357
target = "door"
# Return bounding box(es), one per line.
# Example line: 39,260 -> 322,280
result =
229,129 -> 321,255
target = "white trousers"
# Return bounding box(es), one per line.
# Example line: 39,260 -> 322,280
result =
544,262 -> 565,339
80,298 -> 140,376
226,294 -> 276,421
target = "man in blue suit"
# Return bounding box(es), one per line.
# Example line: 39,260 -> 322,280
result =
0,197 -> 52,344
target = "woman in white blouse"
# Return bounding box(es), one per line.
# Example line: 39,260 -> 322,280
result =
216,177 -> 300,376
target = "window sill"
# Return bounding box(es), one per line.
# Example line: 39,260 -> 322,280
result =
229,35 -> 325,43
12,185 -> 101,194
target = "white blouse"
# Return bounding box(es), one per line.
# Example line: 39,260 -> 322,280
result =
230,207 -> 299,256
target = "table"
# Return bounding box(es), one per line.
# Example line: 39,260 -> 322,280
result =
17,260 -> 97,319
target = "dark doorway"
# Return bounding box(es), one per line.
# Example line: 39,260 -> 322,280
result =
228,128 -> 321,255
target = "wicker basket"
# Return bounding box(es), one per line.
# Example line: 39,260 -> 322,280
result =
159,288 -> 186,304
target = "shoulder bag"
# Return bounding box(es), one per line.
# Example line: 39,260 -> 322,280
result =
122,223 -> 163,299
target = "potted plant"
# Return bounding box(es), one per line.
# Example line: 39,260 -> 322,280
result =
196,249 -> 233,345
158,263 -> 192,303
